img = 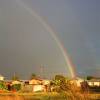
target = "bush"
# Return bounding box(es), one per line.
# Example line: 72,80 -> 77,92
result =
12,84 -> 21,91
50,75 -> 71,92
0,81 -> 7,90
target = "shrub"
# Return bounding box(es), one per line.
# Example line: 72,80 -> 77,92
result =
12,84 -> 21,91
0,81 -> 7,90
50,75 -> 71,92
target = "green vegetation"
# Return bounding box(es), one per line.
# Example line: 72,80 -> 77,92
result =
0,81 -> 7,90
12,84 -> 21,91
87,76 -> 94,80
30,73 -> 37,80
50,75 -> 71,92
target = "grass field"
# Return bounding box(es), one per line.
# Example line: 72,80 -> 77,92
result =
0,92 -> 100,100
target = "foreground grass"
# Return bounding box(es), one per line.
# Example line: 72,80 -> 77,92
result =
0,92 -> 100,100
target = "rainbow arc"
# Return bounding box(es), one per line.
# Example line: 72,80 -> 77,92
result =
16,0 -> 76,78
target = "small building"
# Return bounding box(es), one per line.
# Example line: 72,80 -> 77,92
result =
28,79 -> 50,92
29,79 -> 42,85
42,80 -> 50,85
70,77 -> 84,87
28,79 -> 44,92
12,80 -> 21,85
0,75 -> 4,81
87,79 -> 100,87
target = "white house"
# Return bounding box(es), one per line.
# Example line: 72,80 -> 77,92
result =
70,77 -> 84,87
87,79 -> 100,87
28,79 -> 50,92
29,79 -> 45,92
0,75 -> 4,81
29,79 -> 42,85
42,80 -> 50,85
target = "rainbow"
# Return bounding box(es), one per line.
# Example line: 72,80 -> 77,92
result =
16,0 -> 76,78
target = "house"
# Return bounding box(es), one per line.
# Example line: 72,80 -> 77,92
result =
28,79 -> 50,92
87,79 -> 100,87
29,79 -> 42,85
42,79 -> 50,85
0,75 -> 4,81
70,77 -> 84,87
12,80 -> 21,85
28,79 -> 44,92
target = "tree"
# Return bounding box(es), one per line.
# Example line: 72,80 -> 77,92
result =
51,75 -> 70,92
55,75 -> 66,81
81,81 -> 89,92
87,76 -> 94,80
30,73 -> 37,80
12,84 -> 21,91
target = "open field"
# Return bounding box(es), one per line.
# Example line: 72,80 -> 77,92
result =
0,92 -> 99,100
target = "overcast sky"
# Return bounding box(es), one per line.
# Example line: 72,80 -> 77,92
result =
0,0 -> 100,79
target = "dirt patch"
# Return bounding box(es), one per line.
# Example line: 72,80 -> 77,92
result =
0,95 -> 24,100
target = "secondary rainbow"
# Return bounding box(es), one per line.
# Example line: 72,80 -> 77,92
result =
16,0 -> 76,78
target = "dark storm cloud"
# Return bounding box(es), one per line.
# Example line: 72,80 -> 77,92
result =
0,0 -> 100,79
0,0 -> 71,79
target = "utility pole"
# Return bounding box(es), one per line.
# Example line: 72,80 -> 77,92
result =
40,65 -> 44,78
